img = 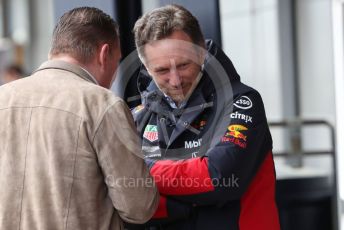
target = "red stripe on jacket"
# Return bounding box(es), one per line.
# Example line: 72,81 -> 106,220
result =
239,151 -> 280,230
150,157 -> 214,195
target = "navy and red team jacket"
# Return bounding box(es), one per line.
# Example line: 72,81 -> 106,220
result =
128,40 -> 280,230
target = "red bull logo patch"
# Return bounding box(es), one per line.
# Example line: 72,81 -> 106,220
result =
222,124 -> 248,148
143,125 -> 158,142
226,125 -> 247,141
221,136 -> 247,148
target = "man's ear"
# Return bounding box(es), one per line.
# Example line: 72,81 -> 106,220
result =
99,43 -> 110,70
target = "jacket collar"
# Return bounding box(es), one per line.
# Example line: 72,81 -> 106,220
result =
141,79 -> 209,146
35,60 -> 99,85
167,88 -> 207,145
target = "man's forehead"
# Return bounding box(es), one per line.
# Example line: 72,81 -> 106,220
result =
154,38 -> 194,47
146,55 -> 194,69
146,39 -> 200,54
145,44 -> 200,66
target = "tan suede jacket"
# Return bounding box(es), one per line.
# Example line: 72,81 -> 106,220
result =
0,60 -> 159,230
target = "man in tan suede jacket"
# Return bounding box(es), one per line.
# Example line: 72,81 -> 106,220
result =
0,7 -> 158,230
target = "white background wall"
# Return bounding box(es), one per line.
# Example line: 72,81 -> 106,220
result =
219,0 -> 338,196
297,0 -> 336,148
220,0 -> 285,154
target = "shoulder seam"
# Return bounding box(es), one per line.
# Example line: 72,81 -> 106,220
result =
91,99 -> 123,144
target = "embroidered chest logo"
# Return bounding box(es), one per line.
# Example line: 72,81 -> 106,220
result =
222,124 -> 248,148
234,96 -> 252,110
230,111 -> 253,123
143,125 -> 159,142
185,138 -> 202,149
227,125 -> 247,140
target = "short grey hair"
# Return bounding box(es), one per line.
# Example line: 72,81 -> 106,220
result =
133,4 -> 205,59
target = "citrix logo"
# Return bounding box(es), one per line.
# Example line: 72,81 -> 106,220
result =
230,111 -> 253,123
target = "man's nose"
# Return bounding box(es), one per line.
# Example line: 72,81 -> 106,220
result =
169,69 -> 182,87
169,59 -> 182,87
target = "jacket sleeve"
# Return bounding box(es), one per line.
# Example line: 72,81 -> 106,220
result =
92,99 -> 159,224
126,195 -> 193,228
146,91 -> 273,206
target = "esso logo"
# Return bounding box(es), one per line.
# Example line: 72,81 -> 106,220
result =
234,96 -> 252,110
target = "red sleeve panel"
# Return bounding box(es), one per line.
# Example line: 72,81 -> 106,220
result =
239,152 -> 280,230
150,157 -> 215,196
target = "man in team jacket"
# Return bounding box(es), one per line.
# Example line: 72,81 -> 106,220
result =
128,4 -> 280,230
